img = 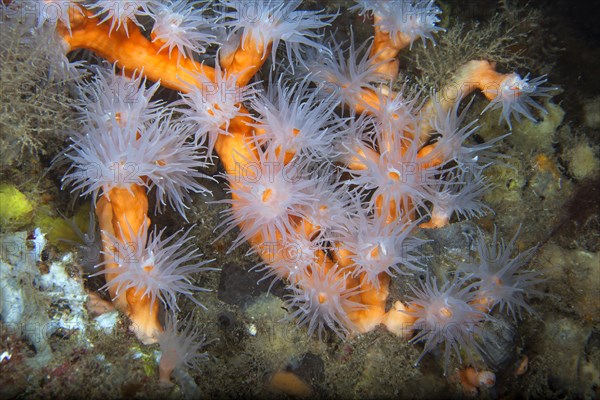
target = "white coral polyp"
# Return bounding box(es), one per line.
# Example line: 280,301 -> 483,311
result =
150,0 -> 218,64
305,34 -> 387,107
251,79 -> 344,162
98,222 -> 216,313
62,66 -> 214,218
406,276 -> 488,375
75,66 -> 163,129
220,0 -> 335,65
27,0 -> 84,33
63,112 -> 213,218
459,227 -> 545,319
216,148 -> 317,251
87,0 -> 152,36
175,65 -> 258,154
338,202 -> 426,286
284,264 -> 365,339
158,313 -> 208,383
482,73 -> 555,129
353,0 -> 443,48
346,129 -> 439,215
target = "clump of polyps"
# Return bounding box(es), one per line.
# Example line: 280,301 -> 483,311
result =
404,227 -> 544,373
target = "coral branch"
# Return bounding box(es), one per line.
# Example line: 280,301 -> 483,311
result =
58,9 -> 215,91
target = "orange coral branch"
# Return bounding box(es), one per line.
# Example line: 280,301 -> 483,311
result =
220,34 -> 272,87
95,184 -> 160,344
368,16 -> 413,80
58,10 -> 215,92
54,7 -> 437,340
418,60 -> 513,139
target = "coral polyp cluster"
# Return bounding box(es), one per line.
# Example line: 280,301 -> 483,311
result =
62,66 -> 213,216
1,0 -> 552,379
404,227 -> 542,375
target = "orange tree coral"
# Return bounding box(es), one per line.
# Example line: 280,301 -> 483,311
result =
8,0 -> 553,351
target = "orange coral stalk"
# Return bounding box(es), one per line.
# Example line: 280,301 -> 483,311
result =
422,60 -> 512,118
95,186 -> 147,307
95,184 -> 160,344
417,60 -> 517,141
126,286 -> 162,345
354,86 -> 390,114
58,9 -> 272,91
220,34 -> 272,87
348,273 -> 391,332
383,301 -> 417,338
368,16 -> 413,80
214,111 -> 257,176
331,244 -> 399,333
58,10 -> 215,91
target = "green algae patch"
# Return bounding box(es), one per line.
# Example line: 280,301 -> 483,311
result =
129,346 -> 157,378
34,203 -> 94,249
0,184 -> 34,228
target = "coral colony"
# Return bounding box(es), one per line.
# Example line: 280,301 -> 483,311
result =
2,0 -> 551,378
